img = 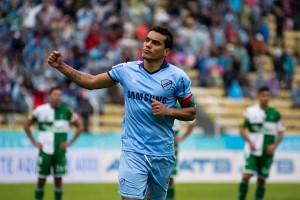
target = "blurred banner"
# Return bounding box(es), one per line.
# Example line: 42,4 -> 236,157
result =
177,151 -> 300,182
1,132 -> 300,183
0,149 -> 299,183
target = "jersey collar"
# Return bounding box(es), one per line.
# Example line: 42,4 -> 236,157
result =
139,59 -> 169,74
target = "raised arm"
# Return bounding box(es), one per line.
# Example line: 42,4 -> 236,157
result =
48,51 -> 116,90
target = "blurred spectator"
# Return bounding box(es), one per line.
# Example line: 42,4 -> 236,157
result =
266,74 -> 280,97
251,33 -> 267,56
291,0 -> 300,30
273,1 -> 285,45
238,74 -> 254,99
228,0 -> 243,12
292,80 -> 300,108
76,1 -> 95,31
223,58 -> 240,96
240,2 -> 252,30
283,50 -> 296,89
135,21 -> 150,41
293,36 -> 300,64
206,49 -> 224,86
0,0 -> 298,120
228,80 -> 243,99
20,1 -> 42,30
218,46 -> 233,72
76,91 -> 93,133
259,17 -> 270,44
36,1 -> 62,35
254,70 -> 267,90
271,48 -> 286,88
85,23 -> 102,51
9,31 -> 24,61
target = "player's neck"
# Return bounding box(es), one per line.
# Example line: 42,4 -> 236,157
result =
143,58 -> 165,73
50,102 -> 60,109
259,103 -> 268,110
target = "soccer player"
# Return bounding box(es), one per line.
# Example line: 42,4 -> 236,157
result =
24,86 -> 83,200
47,26 -> 197,200
238,86 -> 285,200
166,117 -> 197,200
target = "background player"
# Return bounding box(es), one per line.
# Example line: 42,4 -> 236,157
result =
24,86 -> 83,200
47,26 -> 197,200
238,86 -> 285,200
166,116 -> 197,200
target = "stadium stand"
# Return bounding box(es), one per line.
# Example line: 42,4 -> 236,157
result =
0,0 -> 300,135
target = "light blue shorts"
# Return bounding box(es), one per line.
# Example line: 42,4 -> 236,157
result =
118,150 -> 175,200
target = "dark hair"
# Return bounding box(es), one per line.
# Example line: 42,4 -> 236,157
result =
151,26 -> 173,49
49,86 -> 62,94
257,86 -> 270,93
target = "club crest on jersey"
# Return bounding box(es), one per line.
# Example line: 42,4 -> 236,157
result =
161,79 -> 172,90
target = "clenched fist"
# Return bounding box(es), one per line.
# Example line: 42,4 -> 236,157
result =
151,98 -> 169,116
48,51 -> 63,68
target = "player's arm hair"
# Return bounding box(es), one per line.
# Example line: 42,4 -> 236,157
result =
57,62 -> 116,90
23,118 -> 36,145
168,107 -> 197,121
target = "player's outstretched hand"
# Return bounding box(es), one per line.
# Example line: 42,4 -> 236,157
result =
48,51 -> 63,69
151,98 -> 169,116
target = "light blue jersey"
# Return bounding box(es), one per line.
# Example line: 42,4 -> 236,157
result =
108,60 -> 195,156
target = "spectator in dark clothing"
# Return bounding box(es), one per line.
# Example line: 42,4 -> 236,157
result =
273,2 -> 285,45
76,92 -> 93,133
292,80 -> 300,108
223,56 -> 240,96
272,48 -> 286,88
238,74 -> 254,99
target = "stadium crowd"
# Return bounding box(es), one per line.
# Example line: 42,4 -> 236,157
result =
1,0 -> 300,126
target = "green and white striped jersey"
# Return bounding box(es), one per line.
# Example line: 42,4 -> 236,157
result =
241,104 -> 285,156
30,103 -> 79,155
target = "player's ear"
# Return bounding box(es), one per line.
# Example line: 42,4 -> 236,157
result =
164,48 -> 171,57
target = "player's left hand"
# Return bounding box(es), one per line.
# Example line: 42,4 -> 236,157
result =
267,144 -> 276,155
151,98 -> 169,116
60,141 -> 71,150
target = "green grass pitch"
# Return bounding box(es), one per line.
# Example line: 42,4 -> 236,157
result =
0,183 -> 299,199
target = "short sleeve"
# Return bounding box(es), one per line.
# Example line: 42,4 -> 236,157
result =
28,108 -> 38,122
240,119 -> 250,128
277,113 -> 285,132
107,63 -> 126,84
175,74 -> 196,108
71,111 -> 80,124
240,109 -> 250,128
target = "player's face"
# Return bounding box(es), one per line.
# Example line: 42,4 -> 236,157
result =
49,89 -> 62,108
258,90 -> 271,107
142,31 -> 171,62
